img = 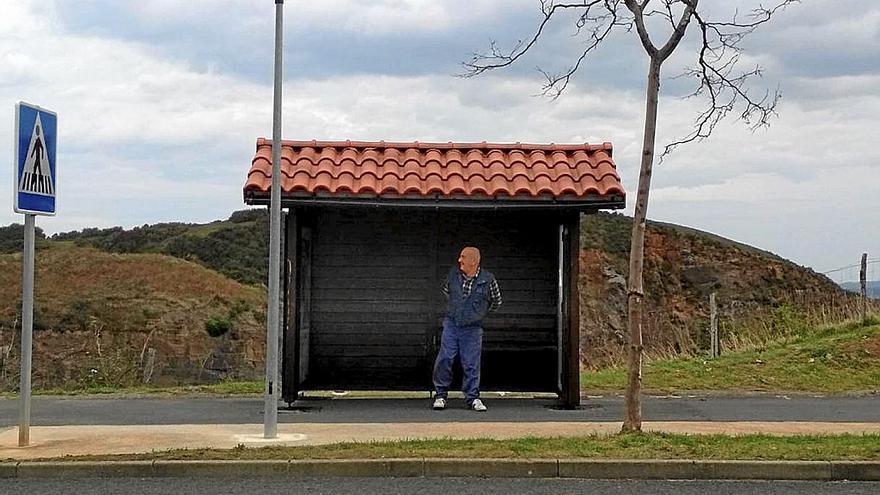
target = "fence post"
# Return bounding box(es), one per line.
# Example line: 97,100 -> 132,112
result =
861,253 -> 868,322
142,347 -> 156,384
709,292 -> 719,358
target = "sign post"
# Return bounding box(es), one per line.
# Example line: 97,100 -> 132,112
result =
14,102 -> 57,446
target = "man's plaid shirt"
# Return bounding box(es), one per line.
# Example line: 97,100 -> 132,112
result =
442,267 -> 503,312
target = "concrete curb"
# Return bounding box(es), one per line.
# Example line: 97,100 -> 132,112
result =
557,460 -> 833,480
0,459 -> 878,480
424,458 -> 557,478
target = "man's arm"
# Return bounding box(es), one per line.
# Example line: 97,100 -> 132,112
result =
441,278 -> 449,300
488,278 -> 502,312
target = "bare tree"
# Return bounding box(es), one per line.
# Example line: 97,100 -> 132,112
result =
464,0 -> 796,432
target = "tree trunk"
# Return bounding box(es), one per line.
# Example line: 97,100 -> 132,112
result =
622,57 -> 662,433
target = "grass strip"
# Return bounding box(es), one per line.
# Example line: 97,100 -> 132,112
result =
584,322 -> 880,393
29,433 -> 880,462
0,381 -> 264,399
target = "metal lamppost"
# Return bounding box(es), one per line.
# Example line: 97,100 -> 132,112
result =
264,0 -> 284,439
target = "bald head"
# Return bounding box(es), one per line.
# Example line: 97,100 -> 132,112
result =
458,246 -> 481,277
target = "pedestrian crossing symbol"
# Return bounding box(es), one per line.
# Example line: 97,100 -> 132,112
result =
19,113 -> 54,195
14,102 -> 57,215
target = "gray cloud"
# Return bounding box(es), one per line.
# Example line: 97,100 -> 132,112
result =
2,0 -> 878,274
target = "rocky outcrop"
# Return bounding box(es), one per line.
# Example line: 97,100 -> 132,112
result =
578,213 -> 846,368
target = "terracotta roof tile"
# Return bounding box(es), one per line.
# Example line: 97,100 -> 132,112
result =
244,139 -> 625,203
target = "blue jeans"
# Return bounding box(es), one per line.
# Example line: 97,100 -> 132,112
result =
433,317 -> 483,404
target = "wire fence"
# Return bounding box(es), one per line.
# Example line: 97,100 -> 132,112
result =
583,252 -> 880,368
822,258 -> 880,290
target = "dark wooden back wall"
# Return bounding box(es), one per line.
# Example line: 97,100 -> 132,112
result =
293,207 -> 561,392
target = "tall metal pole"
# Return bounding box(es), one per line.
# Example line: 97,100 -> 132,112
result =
264,0 -> 284,439
19,213 -> 35,446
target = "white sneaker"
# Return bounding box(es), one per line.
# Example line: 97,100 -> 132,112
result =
432,397 -> 447,410
470,399 -> 487,412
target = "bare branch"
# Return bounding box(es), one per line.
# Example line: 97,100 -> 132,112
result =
664,1 -> 675,24
644,7 -> 673,25
643,1 -> 694,40
464,1 -> 632,99
537,3 -> 633,99
462,1 -> 612,77
661,1 -> 795,156
462,0 -> 794,157
706,0 -> 797,29
657,0 -> 697,61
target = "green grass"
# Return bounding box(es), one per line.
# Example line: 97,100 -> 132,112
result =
33,433 -> 880,462
43,240 -> 76,249
175,221 -> 236,239
584,321 -> 880,393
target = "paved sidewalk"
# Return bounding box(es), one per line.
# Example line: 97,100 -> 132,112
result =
3,421 -> 880,460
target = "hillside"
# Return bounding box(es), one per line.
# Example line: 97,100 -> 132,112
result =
0,209 -> 866,390
0,245 -> 266,390
578,212 -> 855,367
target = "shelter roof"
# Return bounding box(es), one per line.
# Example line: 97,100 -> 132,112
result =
244,139 -> 625,209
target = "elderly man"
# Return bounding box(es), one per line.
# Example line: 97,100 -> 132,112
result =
432,246 -> 502,412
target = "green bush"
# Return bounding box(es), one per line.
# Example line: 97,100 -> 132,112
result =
59,298 -> 93,331
0,223 -> 48,253
229,209 -> 265,223
204,316 -> 233,337
767,304 -> 808,336
228,299 -> 251,320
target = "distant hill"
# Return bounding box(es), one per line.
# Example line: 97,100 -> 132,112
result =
840,281 -> 880,299
47,209 -> 269,285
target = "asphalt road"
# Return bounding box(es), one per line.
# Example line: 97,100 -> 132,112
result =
0,394 -> 878,426
1,477 -> 878,495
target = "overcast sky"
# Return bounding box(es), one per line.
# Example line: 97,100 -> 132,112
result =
1,0 -> 877,277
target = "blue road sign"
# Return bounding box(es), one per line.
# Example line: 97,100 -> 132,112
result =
14,102 -> 57,216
